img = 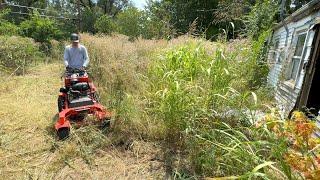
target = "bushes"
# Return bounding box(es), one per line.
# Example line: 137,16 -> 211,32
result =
0,36 -> 42,75
94,15 -> 116,35
243,0 -> 278,39
0,21 -> 19,36
19,12 -> 62,43
116,7 -> 143,40
0,9 -> 19,36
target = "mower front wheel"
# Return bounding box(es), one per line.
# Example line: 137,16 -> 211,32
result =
57,127 -> 70,140
58,96 -> 65,112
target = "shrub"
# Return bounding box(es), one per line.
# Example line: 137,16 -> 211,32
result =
116,7 -> 143,40
0,21 -> 19,36
19,12 -> 62,43
243,0 -> 278,39
0,36 -> 42,75
0,9 -> 19,36
94,15 -> 116,35
81,7 -> 100,33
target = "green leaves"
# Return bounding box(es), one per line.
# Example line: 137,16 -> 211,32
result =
94,15 -> 116,35
19,12 -> 62,43
0,36 -> 42,75
115,7 -> 143,40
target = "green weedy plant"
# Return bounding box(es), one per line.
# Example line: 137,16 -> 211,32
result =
0,36 -> 42,75
146,42 -> 288,178
245,30 -> 271,90
243,0 -> 278,40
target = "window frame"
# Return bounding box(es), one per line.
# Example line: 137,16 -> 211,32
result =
286,30 -> 308,84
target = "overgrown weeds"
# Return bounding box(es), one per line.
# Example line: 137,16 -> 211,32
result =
82,33 -> 292,178
0,36 -> 43,75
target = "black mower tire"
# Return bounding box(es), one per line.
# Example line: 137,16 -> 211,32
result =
58,96 -> 64,112
57,127 -> 70,140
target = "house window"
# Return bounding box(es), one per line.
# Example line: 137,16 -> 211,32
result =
288,32 -> 307,81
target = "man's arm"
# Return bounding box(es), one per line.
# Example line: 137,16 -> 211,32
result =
63,47 -> 69,67
82,46 -> 89,68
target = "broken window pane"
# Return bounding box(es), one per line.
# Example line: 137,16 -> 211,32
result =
294,33 -> 306,56
290,57 -> 300,80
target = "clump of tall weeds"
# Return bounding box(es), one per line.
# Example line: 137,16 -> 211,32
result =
85,34 -> 290,178
146,41 -> 289,178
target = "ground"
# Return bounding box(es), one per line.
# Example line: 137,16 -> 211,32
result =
0,63 -> 164,179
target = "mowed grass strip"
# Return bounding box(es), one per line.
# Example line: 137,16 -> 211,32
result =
0,63 -> 164,179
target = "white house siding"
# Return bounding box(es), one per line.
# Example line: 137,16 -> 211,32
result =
267,11 -> 319,113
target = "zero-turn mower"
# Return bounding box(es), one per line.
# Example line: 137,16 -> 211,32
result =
55,68 -> 111,139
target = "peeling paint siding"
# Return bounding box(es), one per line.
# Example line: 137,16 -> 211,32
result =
267,12 -> 318,113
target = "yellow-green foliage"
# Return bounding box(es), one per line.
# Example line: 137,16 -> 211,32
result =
147,42 -> 275,177
0,36 -> 43,75
82,34 -> 282,178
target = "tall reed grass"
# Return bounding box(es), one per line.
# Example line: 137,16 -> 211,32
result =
81,34 -> 294,178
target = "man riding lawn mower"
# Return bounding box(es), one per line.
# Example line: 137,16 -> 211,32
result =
55,33 -> 111,140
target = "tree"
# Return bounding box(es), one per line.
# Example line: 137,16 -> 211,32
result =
286,0 -> 312,13
116,7 -> 142,40
81,6 -> 101,33
213,0 -> 256,38
19,12 -> 62,43
142,0 -> 174,39
97,0 -> 129,17
163,0 -> 219,37
95,14 -> 115,34
244,0 -> 278,39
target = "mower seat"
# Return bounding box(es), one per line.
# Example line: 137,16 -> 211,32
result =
72,82 -> 90,91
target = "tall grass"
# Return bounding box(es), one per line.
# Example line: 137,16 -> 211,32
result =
81,34 -> 293,178
81,34 -> 200,139
146,41 -> 281,177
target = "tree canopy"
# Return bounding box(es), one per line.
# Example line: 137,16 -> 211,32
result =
0,0 -> 314,40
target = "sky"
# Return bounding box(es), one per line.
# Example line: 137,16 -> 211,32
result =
132,0 -> 147,9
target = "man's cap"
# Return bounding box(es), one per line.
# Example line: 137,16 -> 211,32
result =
71,33 -> 80,42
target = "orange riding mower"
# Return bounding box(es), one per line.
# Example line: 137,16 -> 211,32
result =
55,68 -> 111,139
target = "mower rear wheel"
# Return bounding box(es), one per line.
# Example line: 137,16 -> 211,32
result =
57,127 -> 70,140
58,96 -> 65,112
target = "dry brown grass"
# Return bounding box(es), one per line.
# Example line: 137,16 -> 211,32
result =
0,63 -> 165,179
80,34 -> 220,141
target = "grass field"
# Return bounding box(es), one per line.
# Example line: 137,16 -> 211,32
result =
1,34 -> 318,179
0,63 -> 165,179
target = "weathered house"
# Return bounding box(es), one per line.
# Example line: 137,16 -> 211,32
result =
267,0 -> 320,119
